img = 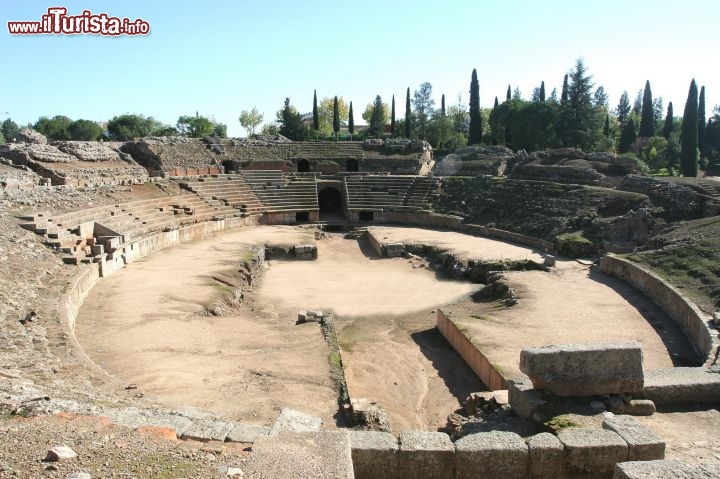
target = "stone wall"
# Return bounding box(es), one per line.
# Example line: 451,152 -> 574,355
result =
350,425 -> 664,479
598,254 -> 718,365
436,309 -> 507,391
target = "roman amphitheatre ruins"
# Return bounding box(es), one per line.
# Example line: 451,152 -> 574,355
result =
0,130 -> 719,478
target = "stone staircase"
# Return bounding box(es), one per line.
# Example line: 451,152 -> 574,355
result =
345,176 -> 439,212
239,170 -> 320,213
180,174 -> 264,215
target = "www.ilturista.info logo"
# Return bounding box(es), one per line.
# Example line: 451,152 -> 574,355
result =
8,7 -> 150,36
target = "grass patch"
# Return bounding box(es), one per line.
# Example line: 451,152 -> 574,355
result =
544,415 -> 581,434
627,217 -> 720,311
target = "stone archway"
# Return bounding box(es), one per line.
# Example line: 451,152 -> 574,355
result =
297,159 -> 310,173
346,159 -> 359,172
318,187 -> 343,220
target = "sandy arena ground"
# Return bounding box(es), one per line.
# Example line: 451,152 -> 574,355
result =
76,224 -> 706,440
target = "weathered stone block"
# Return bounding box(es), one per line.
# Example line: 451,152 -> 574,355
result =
269,408 -> 321,436
613,460 -> 720,478
225,423 -> 270,443
508,376 -> 548,419
520,342 -> 644,396
602,415 -> 665,461
527,432 -> 564,479
642,367 -> 720,406
348,430 -> 398,479
558,428 -> 628,478
181,417 -> 234,442
454,431 -> 528,479
623,399 -> 656,416
399,431 -> 454,479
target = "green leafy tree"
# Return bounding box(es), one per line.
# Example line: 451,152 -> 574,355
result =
468,68 -> 482,145
68,119 -> 103,140
618,118 -> 637,153
594,86 -> 609,108
367,95 -> 387,137
404,87 -> 411,138
317,97 -> 348,138
276,98 -> 309,141
639,136 -> 669,171
412,82 -> 434,140
239,107 -> 264,136
348,102 -> 355,140
1,118 -> 19,143
662,102 -> 674,139
390,95 -> 396,136
107,114 -> 162,140
34,115 -> 72,140
664,138 -> 681,172
213,123 -> 228,138
698,85 -> 707,157
312,90 -> 319,134
0,130 -> 4,144
332,96 -> 340,140
177,114 -> 215,138
603,114 -> 610,137
560,75 -> 569,103
153,125 -> 178,136
705,107 -> 720,167
260,123 -> 279,136
489,98 -> 559,151
639,80 -> 655,137
680,79 -> 699,177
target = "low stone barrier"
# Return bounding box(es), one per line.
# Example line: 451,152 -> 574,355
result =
436,309 -> 508,390
349,426 -> 664,479
598,254 -> 718,365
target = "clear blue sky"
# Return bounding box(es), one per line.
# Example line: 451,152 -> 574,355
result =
2,0 -> 718,137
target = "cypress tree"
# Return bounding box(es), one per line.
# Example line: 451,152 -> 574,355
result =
441,94 -> 446,116
506,84 -> 511,101
348,101 -> 354,139
312,90 -> 319,133
332,96 -> 340,140
405,87 -> 411,138
390,95 -> 396,136
698,86 -> 706,156
469,68 -> 482,145
618,118 -> 636,153
662,102 -> 674,139
560,74 -> 569,103
680,79 -> 699,177
494,96 -> 499,109
639,80 -> 655,137
604,114 -> 610,137
539,81 -> 546,102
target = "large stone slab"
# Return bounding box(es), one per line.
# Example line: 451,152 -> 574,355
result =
399,431 -> 454,479
348,430 -> 398,479
269,408 -> 322,436
454,431 -> 528,479
642,367 -> 720,406
520,342 -> 644,396
527,432 -> 564,479
602,415 -> 665,461
244,431 -> 353,479
558,428 -> 628,478
613,460 -> 720,478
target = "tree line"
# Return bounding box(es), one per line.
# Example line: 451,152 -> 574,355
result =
258,58 -> 717,176
0,113 -> 228,143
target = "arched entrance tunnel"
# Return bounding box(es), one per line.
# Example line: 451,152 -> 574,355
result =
318,186 -> 344,220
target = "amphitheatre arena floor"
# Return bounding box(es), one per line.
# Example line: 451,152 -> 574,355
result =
76,224 -> 693,433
